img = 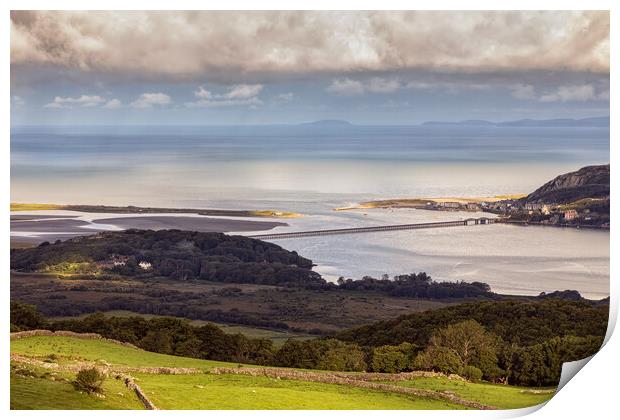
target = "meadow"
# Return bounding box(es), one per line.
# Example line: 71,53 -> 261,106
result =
10,334 -> 555,410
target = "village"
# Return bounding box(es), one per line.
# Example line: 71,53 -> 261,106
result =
428,198 -> 610,228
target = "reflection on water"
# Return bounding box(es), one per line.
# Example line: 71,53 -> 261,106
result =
10,125 -> 610,299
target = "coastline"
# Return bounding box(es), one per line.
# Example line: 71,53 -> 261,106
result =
10,208 -> 291,247
10,203 -> 303,219
334,195 -> 526,211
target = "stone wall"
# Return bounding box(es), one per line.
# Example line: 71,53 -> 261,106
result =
211,367 -> 493,410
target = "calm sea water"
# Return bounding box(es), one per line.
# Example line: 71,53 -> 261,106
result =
11,125 -> 610,298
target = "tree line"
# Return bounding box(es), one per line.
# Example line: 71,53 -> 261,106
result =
11,299 -> 606,386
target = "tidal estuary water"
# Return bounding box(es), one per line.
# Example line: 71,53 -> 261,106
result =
11,124 -> 610,298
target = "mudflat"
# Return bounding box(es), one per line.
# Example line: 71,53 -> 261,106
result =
10,214 -> 287,246
91,215 -> 286,232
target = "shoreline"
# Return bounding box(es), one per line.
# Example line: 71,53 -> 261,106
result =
10,210 -> 290,247
10,202 -> 303,219
334,195 -> 526,211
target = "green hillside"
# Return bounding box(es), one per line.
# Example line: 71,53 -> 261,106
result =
10,334 -> 555,410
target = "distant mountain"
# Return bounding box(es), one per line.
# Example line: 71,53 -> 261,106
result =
301,119 -> 353,127
499,116 -> 609,128
421,116 -> 609,128
422,119 -> 495,126
524,164 -> 610,204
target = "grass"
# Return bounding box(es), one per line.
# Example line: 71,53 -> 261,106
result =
10,203 -> 65,211
132,373 -> 464,410
11,336 -> 236,369
10,367 -> 144,410
383,377 -> 554,409
11,335 -> 555,410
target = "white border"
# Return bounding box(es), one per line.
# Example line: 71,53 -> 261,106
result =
2,2 -> 616,419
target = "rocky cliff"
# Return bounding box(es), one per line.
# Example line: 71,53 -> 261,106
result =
524,164 -> 610,204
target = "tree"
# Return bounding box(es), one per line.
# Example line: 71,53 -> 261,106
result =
316,341 -> 367,372
371,342 -> 416,373
10,302 -> 46,331
461,365 -> 483,382
412,345 -> 461,374
416,320 -> 502,380
139,330 -> 173,354
430,320 -> 497,366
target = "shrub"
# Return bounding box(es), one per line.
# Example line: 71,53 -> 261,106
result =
461,365 -> 483,382
73,368 -> 106,394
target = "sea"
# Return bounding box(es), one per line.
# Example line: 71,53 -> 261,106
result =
10,124 -> 610,299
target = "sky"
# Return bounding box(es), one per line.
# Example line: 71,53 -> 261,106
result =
10,11 -> 610,125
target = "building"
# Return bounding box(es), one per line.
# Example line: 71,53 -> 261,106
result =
564,209 -> 578,221
440,202 -> 461,209
525,202 -> 544,211
138,261 -> 152,270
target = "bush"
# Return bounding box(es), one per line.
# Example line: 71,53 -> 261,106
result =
73,368 -> 106,394
461,365 -> 483,382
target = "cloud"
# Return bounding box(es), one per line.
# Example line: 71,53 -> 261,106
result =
44,94 -> 105,108
406,80 -> 491,93
539,84 -> 605,102
510,84 -> 536,100
130,92 -> 171,108
10,11 -> 609,80
103,98 -> 122,109
326,79 -> 365,95
366,78 -> 400,93
186,84 -> 264,108
509,84 -> 609,102
273,92 -> 294,103
225,84 -> 263,99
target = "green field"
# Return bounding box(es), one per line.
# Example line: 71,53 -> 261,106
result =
133,373 -> 462,410
11,335 -> 555,410
10,365 -> 144,410
380,377 -> 554,409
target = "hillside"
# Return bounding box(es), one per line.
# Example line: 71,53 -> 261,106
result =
336,299 -> 608,348
10,229 -> 324,288
524,164 -> 610,204
10,333 -> 555,410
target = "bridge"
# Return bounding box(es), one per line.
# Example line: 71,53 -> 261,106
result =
249,217 -> 495,240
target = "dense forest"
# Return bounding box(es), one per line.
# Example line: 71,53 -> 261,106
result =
11,299 -> 607,387
336,299 -> 608,347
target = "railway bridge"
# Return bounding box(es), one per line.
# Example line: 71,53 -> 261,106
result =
249,217 -> 495,240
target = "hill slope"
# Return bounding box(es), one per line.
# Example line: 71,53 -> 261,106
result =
10,229 -> 324,288
524,164 -> 609,204
11,334 -> 554,410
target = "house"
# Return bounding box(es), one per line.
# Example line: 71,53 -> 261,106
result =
138,261 -> 152,270
466,203 -> 478,210
564,209 -> 578,221
440,202 -> 461,209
